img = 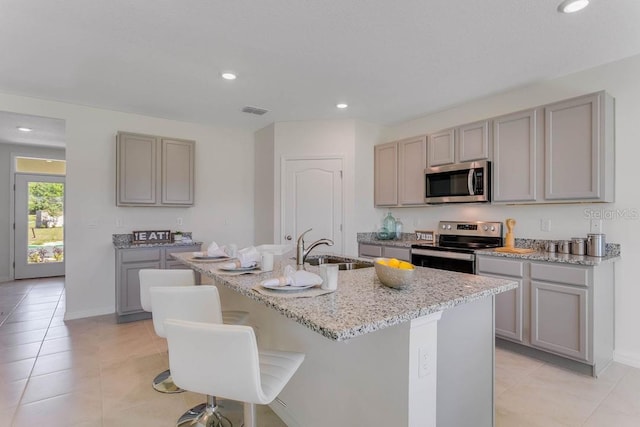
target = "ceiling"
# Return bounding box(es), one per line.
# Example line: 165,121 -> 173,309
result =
1,0 -> 639,145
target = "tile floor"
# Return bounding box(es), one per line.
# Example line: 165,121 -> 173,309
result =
1,278 -> 640,427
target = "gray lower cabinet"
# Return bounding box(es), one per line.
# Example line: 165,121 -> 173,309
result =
117,131 -> 195,207
477,255 -> 614,376
115,244 -> 200,323
358,243 -> 411,262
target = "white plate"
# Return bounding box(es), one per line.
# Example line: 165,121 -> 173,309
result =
219,265 -> 259,272
261,283 -> 317,291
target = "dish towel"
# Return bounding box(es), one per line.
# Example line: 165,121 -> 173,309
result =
260,265 -> 323,288
206,241 -> 228,257
220,246 -> 261,269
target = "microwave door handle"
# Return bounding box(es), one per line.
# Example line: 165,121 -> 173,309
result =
468,168 -> 475,195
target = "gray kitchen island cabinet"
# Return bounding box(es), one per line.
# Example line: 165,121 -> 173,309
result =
358,242 -> 411,262
477,254 -> 614,376
114,244 -> 200,323
116,131 -> 195,206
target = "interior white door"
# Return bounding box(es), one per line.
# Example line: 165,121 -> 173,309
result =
14,173 -> 65,279
282,158 -> 343,254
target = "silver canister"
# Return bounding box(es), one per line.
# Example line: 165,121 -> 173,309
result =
587,233 -> 606,257
558,240 -> 571,254
570,238 -> 586,255
545,241 -> 557,253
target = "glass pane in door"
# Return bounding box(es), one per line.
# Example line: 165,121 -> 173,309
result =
27,181 -> 64,264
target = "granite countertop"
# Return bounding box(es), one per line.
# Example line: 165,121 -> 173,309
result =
172,252 -> 517,342
357,232 -> 421,248
477,237 -> 621,266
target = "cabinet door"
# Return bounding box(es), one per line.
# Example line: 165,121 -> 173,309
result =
118,261 -> 162,315
530,281 -> 588,361
382,246 -> 411,262
398,136 -> 427,205
358,243 -> 382,258
374,142 -> 398,206
458,120 -> 489,162
545,93 -> 601,200
116,132 -> 158,205
428,129 -> 455,166
161,138 -> 195,205
492,109 -> 537,202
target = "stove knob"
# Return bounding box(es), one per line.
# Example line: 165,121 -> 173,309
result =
441,224 -> 447,230
483,225 -> 488,231
447,225 -> 452,230
490,226 -> 496,232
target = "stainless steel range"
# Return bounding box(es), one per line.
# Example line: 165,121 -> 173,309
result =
411,221 -> 503,274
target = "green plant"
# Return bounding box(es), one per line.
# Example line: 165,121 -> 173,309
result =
28,249 -> 42,263
28,182 -> 64,216
53,246 -> 64,261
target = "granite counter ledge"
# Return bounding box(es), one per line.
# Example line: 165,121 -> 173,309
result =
172,252 -> 517,341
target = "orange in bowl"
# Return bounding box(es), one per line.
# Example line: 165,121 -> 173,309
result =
374,258 -> 415,289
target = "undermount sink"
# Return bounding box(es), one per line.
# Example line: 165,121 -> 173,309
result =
304,255 -> 374,270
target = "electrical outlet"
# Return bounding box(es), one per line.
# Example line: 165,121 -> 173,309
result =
540,219 -> 551,232
177,217 -> 183,226
115,218 -> 123,228
418,346 -> 430,378
590,219 -> 603,233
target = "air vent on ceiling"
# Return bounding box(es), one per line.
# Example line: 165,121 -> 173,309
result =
241,106 -> 269,116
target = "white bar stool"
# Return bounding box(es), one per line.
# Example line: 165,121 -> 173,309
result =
152,285 -> 258,427
165,318 -> 305,427
141,271 -> 249,424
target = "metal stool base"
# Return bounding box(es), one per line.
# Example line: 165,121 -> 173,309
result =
152,369 -> 185,394
177,396 -> 231,427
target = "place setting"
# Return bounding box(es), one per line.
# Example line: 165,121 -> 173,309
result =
188,242 -> 236,263
215,246 -> 269,276
253,264 -> 337,298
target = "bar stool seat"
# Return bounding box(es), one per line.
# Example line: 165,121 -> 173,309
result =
140,269 -> 248,400
165,319 -> 305,427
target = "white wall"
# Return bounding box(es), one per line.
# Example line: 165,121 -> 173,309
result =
362,54 -> 640,368
0,92 -> 255,319
0,143 -> 65,282
254,124 -> 275,245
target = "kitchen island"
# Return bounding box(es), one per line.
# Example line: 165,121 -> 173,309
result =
173,252 -> 517,427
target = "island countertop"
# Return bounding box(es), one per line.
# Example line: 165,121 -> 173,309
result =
173,252 -> 517,342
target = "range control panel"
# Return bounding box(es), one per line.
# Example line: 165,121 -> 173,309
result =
438,221 -> 503,238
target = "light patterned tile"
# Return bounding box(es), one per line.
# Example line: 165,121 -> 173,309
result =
0,358 -> 35,384
0,379 -> 26,410
12,390 -> 102,427
21,369 -> 101,404
0,341 -> 41,363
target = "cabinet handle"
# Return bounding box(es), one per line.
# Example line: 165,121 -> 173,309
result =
285,235 -> 292,241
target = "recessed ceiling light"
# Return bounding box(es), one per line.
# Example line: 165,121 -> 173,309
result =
336,103 -> 348,109
558,0 -> 589,13
221,72 -> 237,80
17,126 -> 33,132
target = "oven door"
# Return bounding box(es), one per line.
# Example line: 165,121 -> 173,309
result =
411,248 -> 476,274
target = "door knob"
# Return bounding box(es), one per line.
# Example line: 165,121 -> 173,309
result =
285,235 -> 292,241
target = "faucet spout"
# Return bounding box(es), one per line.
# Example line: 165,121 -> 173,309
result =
295,228 -> 334,267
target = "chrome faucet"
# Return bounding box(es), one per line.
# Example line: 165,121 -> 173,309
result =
296,228 -> 334,268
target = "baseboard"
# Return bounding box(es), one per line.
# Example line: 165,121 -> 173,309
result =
613,351 -> 640,369
64,306 -> 114,321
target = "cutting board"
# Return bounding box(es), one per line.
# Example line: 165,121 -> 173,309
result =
494,247 -> 537,254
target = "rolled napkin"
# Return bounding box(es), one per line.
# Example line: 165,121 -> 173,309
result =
219,246 -> 260,269
206,242 -> 228,257
261,266 -> 323,288
220,259 -> 258,270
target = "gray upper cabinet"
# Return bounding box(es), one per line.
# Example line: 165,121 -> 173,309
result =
544,92 -> 614,202
428,121 -> 489,167
458,120 -> 489,162
427,128 -> 455,166
375,136 -> 427,207
398,135 -> 427,205
117,132 -> 195,207
492,109 -> 538,202
374,142 -> 398,206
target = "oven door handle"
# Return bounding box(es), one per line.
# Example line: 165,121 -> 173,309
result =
411,248 -> 475,261
468,168 -> 475,195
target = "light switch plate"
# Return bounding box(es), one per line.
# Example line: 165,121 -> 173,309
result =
590,219 -> 603,233
540,219 -> 551,232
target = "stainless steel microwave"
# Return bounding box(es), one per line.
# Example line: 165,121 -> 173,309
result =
424,160 -> 491,203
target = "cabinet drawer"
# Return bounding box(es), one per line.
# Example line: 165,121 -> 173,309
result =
120,248 -> 162,263
165,245 -> 200,261
531,263 -> 588,286
383,246 -> 411,262
476,257 -> 524,278
359,244 -> 383,258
